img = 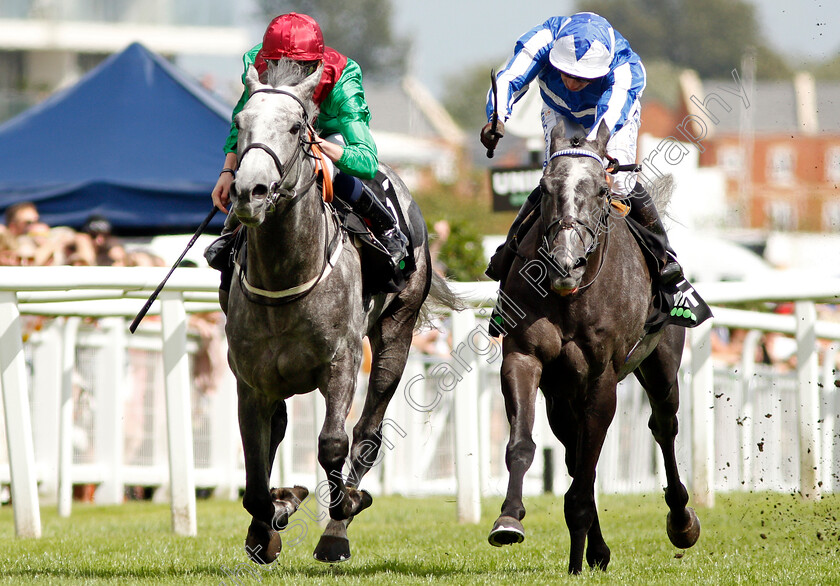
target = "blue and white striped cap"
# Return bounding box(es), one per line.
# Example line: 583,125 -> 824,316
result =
549,14 -> 615,79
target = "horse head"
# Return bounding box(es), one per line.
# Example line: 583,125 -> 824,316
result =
231,61 -> 322,226
539,119 -> 612,296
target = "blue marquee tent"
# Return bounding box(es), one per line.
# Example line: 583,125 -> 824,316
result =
0,42 -> 233,234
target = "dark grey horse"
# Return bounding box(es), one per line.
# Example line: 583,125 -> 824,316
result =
226,61 -> 459,564
488,120 -> 700,574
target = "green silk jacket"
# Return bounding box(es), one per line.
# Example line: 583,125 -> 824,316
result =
223,44 -> 379,179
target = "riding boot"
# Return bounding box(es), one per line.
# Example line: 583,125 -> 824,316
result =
350,184 -> 409,270
627,182 -> 683,290
204,212 -> 240,271
219,288 -> 229,315
485,186 -> 542,282
204,213 -> 240,297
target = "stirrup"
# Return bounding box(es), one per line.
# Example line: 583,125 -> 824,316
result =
661,260 -> 683,288
380,227 -> 409,270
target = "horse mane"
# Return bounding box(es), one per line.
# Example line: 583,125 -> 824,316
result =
264,58 -> 310,87
263,58 -> 321,118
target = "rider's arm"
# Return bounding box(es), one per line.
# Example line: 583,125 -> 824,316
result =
489,19 -> 560,124
316,59 -> 378,179
586,56 -> 646,140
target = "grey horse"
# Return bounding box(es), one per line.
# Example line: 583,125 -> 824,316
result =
226,60 -> 460,564
488,120 -> 700,574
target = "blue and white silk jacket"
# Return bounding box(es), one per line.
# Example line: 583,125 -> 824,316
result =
487,13 -> 646,140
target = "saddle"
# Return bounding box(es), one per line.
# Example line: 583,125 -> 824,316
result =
331,171 -> 416,297
621,215 -> 713,333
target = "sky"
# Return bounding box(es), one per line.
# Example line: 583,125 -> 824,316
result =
194,0 -> 840,101
387,0 -> 840,97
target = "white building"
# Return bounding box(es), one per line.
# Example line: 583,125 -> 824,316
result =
0,0 -> 250,116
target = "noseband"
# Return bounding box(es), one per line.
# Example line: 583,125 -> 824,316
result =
542,147 -> 612,288
236,88 -> 314,207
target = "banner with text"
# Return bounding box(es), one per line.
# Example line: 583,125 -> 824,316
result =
490,167 -> 542,212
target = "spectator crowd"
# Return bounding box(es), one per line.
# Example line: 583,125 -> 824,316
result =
0,201 -> 165,267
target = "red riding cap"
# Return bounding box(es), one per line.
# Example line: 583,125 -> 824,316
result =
261,13 -> 325,61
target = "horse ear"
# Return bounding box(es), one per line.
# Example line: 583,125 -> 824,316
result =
297,63 -> 323,102
594,119 -> 610,154
549,119 -> 566,151
245,65 -> 264,94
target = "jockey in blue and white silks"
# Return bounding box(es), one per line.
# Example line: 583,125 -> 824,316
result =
482,12 -> 697,337
485,12 -> 645,196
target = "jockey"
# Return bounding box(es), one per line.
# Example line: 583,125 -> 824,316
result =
482,13 -> 683,301
208,13 -> 408,278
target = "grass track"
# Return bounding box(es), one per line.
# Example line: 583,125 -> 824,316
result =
0,492 -> 838,585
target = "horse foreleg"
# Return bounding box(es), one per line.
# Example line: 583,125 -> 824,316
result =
636,330 -> 700,551
238,385 -> 284,564
489,351 -> 541,548
563,376 -> 616,575
317,356 -> 370,522
545,394 -> 611,571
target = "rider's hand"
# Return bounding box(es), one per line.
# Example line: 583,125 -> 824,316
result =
480,120 -> 505,151
211,171 -> 234,214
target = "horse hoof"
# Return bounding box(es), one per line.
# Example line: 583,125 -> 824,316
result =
357,489 -> 373,514
313,534 -> 351,563
245,520 -> 282,564
270,485 -> 310,529
488,516 -> 525,547
667,507 -> 701,549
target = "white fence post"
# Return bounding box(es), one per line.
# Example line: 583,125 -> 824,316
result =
0,291 -> 41,538
160,291 -> 197,536
31,320 -> 62,503
451,309 -> 481,524
795,301 -> 821,500
739,329 -> 762,490
96,317 -> 126,504
689,319 -> 714,507
58,316 -> 81,517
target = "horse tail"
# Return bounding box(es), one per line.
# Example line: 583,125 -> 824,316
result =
648,173 -> 675,214
416,271 -> 466,331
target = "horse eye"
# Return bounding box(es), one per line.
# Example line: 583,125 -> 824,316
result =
599,186 -> 609,196
290,122 -> 302,134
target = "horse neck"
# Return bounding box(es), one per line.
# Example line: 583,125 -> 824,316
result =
246,178 -> 328,290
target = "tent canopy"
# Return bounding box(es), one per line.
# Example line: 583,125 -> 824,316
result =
0,42 -> 233,234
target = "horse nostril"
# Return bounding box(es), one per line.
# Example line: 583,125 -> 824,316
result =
573,257 -> 587,270
252,183 -> 268,198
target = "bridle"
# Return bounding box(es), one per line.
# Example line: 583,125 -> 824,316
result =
233,86 -> 345,304
235,88 -> 318,209
541,147 -> 613,291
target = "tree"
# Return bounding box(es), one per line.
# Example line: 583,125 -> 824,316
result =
441,62 -> 498,132
576,0 -> 791,79
255,0 -> 410,81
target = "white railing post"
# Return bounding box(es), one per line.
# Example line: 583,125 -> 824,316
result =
31,320 -> 62,503
739,329 -> 762,490
96,317 -> 126,504
794,301 -> 821,500
160,291 -> 197,536
451,309 -> 481,524
0,291 -> 41,537
58,316 -> 81,517
689,319 -> 715,507
819,343 -> 837,493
